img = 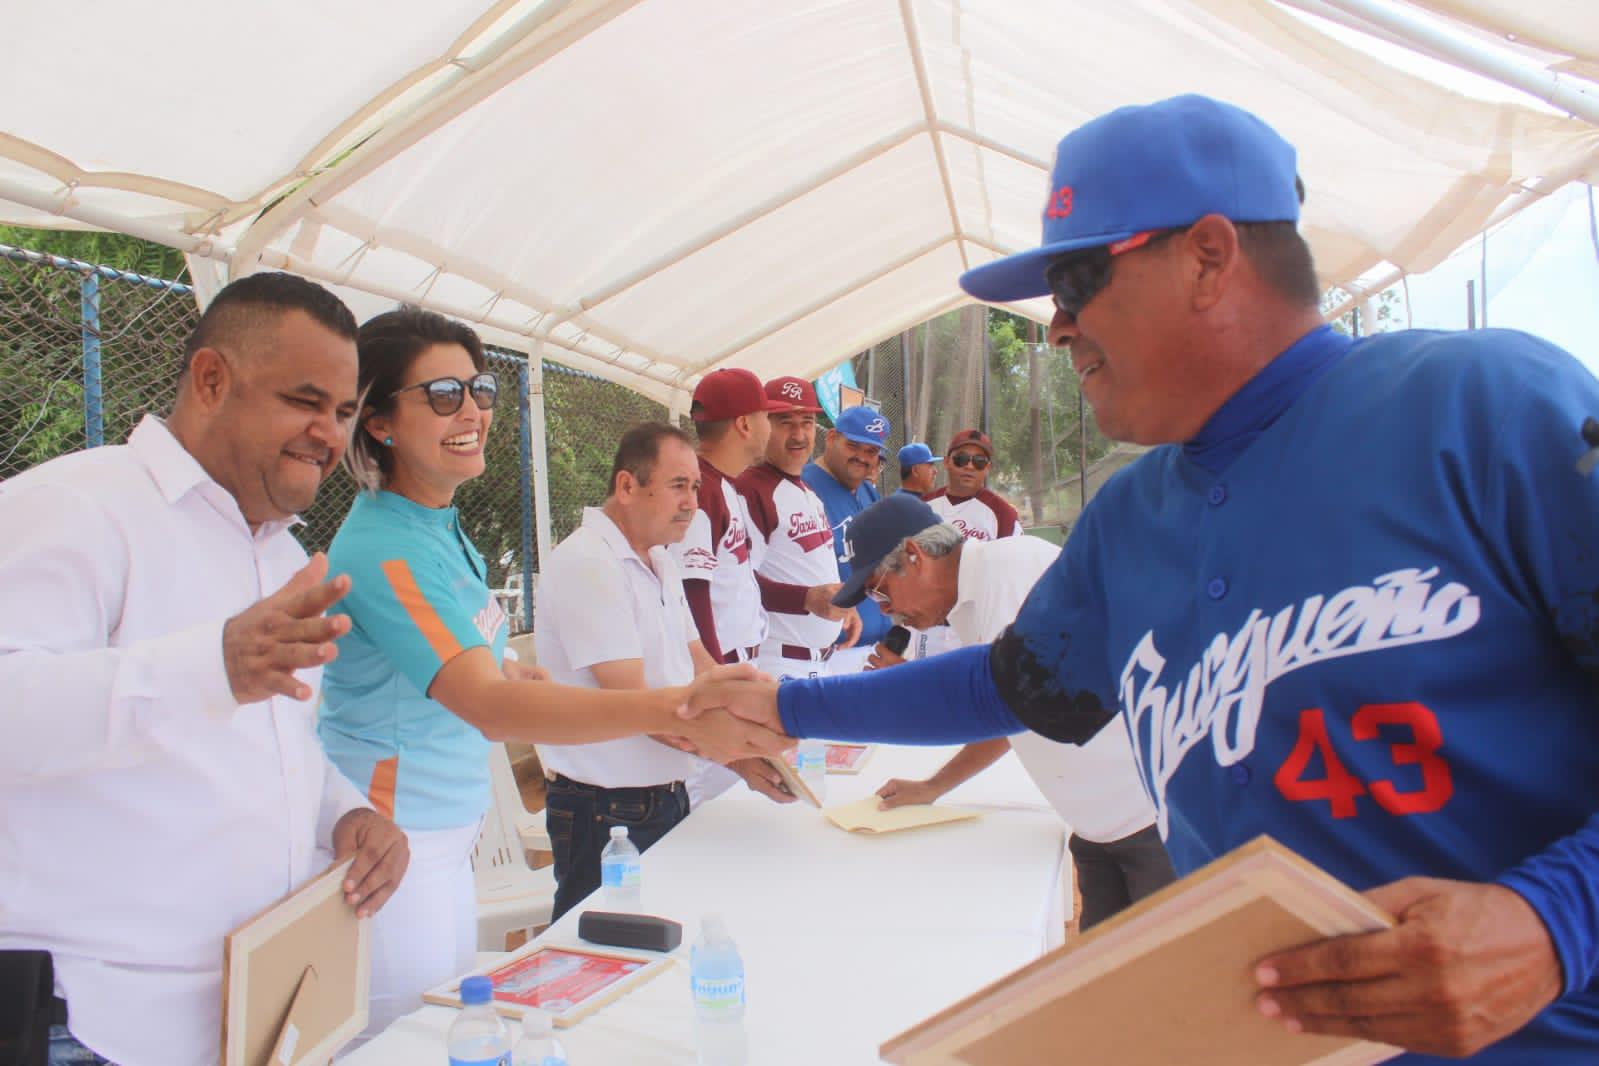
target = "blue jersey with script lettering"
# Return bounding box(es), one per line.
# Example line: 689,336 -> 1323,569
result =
803,460 -> 891,645
992,326 -> 1599,1062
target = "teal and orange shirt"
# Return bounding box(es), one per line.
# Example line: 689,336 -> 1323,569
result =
319,490 -> 508,830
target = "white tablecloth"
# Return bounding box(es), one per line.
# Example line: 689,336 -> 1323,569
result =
344,745 -> 1067,1065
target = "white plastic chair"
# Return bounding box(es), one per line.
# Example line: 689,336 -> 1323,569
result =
490,742 -> 552,854
472,752 -> 556,951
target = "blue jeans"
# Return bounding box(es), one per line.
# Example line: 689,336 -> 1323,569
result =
544,772 -> 690,922
47,1026 -> 115,1065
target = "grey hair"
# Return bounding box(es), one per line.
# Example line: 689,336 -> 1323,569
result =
877,522 -> 963,576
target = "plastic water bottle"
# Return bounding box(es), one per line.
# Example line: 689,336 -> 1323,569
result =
599,825 -> 642,911
510,1009 -> 568,1066
796,738 -> 827,804
447,976 -> 511,1066
691,913 -> 748,1066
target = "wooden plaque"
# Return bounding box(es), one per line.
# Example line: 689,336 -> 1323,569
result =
221,858 -> 370,1066
881,837 -> 1402,1066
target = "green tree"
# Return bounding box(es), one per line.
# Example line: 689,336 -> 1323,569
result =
0,227 -> 188,280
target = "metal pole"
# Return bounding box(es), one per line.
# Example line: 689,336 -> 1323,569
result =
527,348 -> 554,594
1078,379 -> 1088,518
1281,0 -> 1599,126
516,358 -> 535,632
1027,322 -> 1045,524
901,327 -> 913,439
1466,279 -> 1477,329
981,311 -> 990,434
80,274 -> 103,448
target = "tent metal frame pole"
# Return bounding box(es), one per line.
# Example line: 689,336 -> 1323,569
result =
898,0 -> 970,272
1279,0 -> 1599,125
309,202 -> 677,370
227,0 -> 651,269
694,236 -> 954,369
901,0 -> 972,273
568,124 -> 925,312
526,339 -> 554,575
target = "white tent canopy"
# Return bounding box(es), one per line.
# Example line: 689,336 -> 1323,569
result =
4,0 -> 1598,406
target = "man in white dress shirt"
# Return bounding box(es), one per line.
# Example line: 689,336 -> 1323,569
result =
0,273 -> 409,1066
837,494 -> 1175,930
537,422 -> 781,920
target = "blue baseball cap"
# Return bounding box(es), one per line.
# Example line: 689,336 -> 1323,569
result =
832,494 -> 942,608
897,442 -> 935,467
834,406 -> 891,450
959,95 -> 1301,303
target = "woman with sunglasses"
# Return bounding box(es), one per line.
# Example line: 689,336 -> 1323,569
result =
317,307 -> 783,1038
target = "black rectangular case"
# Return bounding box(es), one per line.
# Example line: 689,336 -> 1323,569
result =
577,910 -> 684,953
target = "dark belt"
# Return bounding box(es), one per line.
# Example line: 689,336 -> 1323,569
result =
781,644 -> 833,662
50,996 -> 67,1026
546,771 -> 687,798
721,645 -> 760,665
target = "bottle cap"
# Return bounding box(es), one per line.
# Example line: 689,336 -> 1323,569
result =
701,912 -> 729,941
460,975 -> 494,1006
610,826 -> 628,840
521,1009 -> 554,1038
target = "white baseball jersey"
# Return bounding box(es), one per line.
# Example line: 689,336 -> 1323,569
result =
671,457 -> 767,654
925,487 -> 1023,541
737,462 -> 842,649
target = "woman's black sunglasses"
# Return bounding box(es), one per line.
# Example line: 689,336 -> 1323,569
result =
390,372 -> 499,416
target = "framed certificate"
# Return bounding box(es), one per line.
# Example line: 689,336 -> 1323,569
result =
782,742 -> 875,775
424,943 -> 672,1027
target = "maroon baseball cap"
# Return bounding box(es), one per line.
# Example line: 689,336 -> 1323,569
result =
945,428 -> 993,457
691,368 -> 789,422
765,376 -> 822,413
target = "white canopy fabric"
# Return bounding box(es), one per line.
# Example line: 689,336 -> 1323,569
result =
4,0 -> 1597,405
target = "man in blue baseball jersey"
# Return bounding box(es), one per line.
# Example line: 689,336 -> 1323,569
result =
689,95 -> 1599,1062
803,405 -> 892,672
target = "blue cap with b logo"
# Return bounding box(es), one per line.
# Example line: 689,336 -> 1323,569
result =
835,406 -> 890,451
958,95 -> 1301,303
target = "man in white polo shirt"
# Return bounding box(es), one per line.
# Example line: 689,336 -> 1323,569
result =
838,495 -> 1176,930
737,376 -> 861,682
536,422 -> 790,920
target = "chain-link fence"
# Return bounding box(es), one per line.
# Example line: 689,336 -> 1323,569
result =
847,305 -> 1126,537
0,244 -> 685,634
1,240 -> 1129,629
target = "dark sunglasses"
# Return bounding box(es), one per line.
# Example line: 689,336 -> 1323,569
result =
390,372 -> 499,416
950,453 -> 990,470
1044,228 -> 1186,319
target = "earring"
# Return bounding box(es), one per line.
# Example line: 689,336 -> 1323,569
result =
383,437 -> 394,447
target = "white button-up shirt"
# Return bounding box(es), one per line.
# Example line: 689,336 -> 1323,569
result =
946,536 -> 1158,843
0,416 -> 368,1066
535,507 -> 703,788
